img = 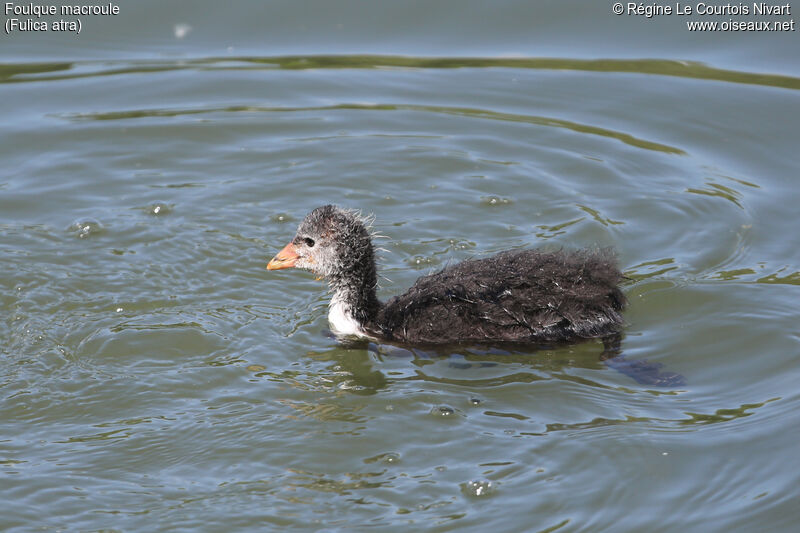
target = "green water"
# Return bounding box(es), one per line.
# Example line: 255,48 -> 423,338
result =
2,1 -> 799,531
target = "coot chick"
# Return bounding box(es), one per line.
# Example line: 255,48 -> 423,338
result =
267,205 -> 626,345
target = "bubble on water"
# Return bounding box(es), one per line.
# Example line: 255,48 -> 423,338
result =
338,381 -> 368,392
431,405 -> 459,418
364,452 -> 400,465
409,255 -> 437,268
148,202 -> 173,216
448,239 -> 475,251
481,195 -> 513,207
461,479 -> 495,498
271,213 -> 293,223
469,397 -> 482,406
68,219 -> 103,239
174,23 -> 192,39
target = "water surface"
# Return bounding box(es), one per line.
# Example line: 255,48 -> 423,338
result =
1,1 -> 799,531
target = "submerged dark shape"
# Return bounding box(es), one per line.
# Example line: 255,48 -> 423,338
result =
267,205 -> 627,346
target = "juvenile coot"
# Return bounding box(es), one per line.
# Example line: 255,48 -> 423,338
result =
267,205 -> 626,345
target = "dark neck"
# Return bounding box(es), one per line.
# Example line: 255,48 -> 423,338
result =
328,251 -> 382,327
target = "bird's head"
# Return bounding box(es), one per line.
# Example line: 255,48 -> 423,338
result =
267,205 -> 375,284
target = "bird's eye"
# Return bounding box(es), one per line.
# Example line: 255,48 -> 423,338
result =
303,237 -> 315,248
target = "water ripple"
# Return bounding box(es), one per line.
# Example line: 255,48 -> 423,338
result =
3,55 -> 799,91
58,102 -> 685,154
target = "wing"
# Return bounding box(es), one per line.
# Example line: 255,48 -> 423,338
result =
374,249 -> 626,345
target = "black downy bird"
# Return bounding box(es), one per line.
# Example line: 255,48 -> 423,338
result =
267,205 -> 627,346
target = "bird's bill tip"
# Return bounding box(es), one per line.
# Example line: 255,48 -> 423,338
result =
267,242 -> 299,270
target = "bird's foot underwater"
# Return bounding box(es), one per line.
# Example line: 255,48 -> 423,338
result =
603,356 -> 687,387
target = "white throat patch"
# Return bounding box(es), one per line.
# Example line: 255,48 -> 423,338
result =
328,297 -> 367,338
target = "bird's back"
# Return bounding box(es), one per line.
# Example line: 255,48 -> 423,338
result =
374,248 -> 626,345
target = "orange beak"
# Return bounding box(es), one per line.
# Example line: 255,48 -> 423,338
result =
267,242 -> 300,270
